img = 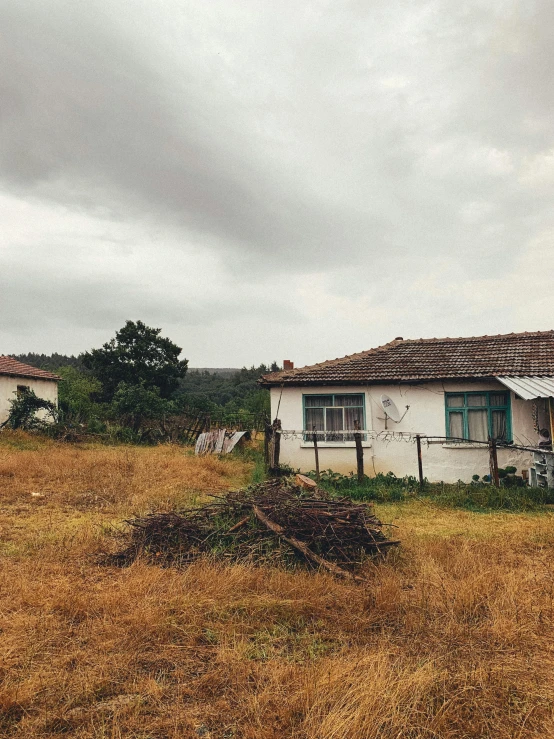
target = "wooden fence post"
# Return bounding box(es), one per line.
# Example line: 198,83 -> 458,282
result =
312,426 -> 320,482
264,420 -> 272,472
268,418 -> 281,475
416,434 -> 424,488
489,437 -> 500,487
354,420 -> 364,484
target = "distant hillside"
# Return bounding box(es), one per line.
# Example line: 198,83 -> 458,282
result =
11,354 -> 277,414
12,353 -> 84,372
175,364 -> 278,411
189,368 -> 240,377
12,354 -> 241,378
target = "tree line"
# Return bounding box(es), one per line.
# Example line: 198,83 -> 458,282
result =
11,320 -> 279,439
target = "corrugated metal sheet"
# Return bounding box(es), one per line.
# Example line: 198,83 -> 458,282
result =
195,429 -> 247,455
497,376 -> 554,400
195,429 -> 225,455
224,431 -> 247,453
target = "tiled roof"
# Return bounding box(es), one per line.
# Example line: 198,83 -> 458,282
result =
0,356 -> 62,381
260,331 -> 554,387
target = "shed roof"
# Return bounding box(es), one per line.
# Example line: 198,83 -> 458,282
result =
260,330 -> 554,387
0,356 -> 62,382
497,375 -> 554,400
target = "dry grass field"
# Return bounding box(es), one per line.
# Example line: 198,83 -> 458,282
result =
2,431 -> 554,738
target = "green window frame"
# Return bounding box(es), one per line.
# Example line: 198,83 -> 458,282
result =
303,393 -> 366,442
445,391 -> 512,442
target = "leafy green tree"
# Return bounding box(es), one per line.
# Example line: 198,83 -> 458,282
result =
241,389 -> 270,415
175,362 -> 278,413
56,366 -> 103,422
13,353 -> 84,372
111,382 -> 173,432
82,320 -> 188,402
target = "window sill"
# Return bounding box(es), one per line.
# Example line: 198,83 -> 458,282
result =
300,441 -> 373,449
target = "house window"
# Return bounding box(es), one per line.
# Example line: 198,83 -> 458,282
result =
16,385 -> 30,398
303,394 -> 365,441
445,392 -> 511,442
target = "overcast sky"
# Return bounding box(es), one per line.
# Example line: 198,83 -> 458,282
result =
1,1 -> 553,367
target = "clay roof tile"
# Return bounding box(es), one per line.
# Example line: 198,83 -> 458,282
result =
0,357 -> 62,381
260,330 -> 554,387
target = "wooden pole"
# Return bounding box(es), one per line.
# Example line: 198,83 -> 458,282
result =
312,426 -> 320,482
550,398 -> 554,450
264,420 -> 271,472
416,434 -> 424,488
489,437 -> 500,487
269,418 -> 281,475
354,419 -> 364,484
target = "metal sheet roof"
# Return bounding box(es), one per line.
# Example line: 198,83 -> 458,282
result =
497,376 -> 554,400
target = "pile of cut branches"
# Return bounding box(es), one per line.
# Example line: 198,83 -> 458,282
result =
110,478 -> 399,579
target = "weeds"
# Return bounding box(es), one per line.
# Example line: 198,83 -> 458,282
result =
311,468 -> 550,511
2,432 -> 554,737
233,440 -> 267,483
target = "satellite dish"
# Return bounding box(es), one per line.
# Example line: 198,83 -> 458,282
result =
379,394 -> 402,423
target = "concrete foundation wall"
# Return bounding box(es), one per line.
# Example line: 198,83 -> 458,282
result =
270,380 -> 537,483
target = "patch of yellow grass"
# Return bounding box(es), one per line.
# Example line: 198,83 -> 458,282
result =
1,432 -> 554,737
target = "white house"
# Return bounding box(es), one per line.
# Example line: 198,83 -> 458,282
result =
0,357 -> 60,424
260,331 -> 554,484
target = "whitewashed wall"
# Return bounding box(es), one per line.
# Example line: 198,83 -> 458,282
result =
0,376 -> 58,424
270,380 -> 537,483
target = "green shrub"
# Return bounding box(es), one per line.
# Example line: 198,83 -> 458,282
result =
307,469 -> 548,511
309,470 -> 418,503
1,389 -> 58,431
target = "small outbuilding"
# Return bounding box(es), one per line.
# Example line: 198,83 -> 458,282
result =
0,357 -> 61,425
260,331 -> 554,484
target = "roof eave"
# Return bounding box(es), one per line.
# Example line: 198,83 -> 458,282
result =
0,371 -> 61,382
259,374 -> 512,388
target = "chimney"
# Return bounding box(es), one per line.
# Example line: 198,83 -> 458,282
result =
283,359 -> 294,371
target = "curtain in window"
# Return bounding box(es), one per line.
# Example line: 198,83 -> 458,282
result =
334,395 -> 364,407
344,407 -> 363,441
446,392 -> 511,442
304,395 -> 365,442
467,394 -> 487,407
492,410 -> 507,440
344,407 -> 363,429
305,408 -> 324,431
304,408 -> 324,441
325,407 -> 343,440
305,395 -> 333,407
448,412 -> 464,439
446,395 -> 464,408
468,409 -> 488,441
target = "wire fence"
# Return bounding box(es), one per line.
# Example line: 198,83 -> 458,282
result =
273,428 -> 554,488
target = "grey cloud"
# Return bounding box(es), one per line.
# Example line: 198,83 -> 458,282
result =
1,0 -> 554,362
0,0 -> 388,270
0,265 -> 300,337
